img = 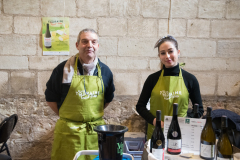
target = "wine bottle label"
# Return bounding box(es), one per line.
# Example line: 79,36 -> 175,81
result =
217,157 -> 233,160
200,143 -> 215,158
156,140 -> 162,146
152,148 -> 164,160
167,139 -> 181,151
172,131 -> 178,137
44,38 -> 51,47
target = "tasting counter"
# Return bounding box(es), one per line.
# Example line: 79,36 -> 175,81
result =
141,116 -> 239,160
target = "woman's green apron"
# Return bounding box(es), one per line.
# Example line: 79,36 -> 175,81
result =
51,54 -> 105,160
147,68 -> 189,140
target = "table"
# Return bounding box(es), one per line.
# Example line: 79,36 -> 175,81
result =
165,152 -> 202,160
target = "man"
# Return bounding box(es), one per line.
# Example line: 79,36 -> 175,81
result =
45,28 -> 115,160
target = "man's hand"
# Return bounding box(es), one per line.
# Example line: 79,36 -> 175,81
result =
46,102 -> 59,116
153,118 -> 164,128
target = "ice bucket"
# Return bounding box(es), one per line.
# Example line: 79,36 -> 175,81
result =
94,124 -> 128,160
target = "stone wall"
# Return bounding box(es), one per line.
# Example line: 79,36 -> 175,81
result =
0,0 -> 239,159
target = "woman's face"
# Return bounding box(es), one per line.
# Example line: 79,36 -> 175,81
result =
158,41 -> 180,68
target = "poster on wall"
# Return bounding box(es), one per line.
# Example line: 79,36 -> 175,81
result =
42,17 -> 69,55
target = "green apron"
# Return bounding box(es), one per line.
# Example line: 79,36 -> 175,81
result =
147,68 -> 189,140
51,54 -> 105,160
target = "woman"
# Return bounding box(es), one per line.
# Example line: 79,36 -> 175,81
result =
136,35 -> 204,140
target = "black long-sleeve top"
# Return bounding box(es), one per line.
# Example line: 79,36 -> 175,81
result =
45,58 -> 115,110
136,63 -> 204,125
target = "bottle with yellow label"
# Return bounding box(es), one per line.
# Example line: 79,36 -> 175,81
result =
150,110 -> 165,160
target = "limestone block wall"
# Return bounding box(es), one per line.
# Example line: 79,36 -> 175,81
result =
0,0 -> 239,159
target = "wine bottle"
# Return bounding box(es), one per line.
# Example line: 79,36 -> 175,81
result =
44,23 -> 51,48
200,106 -> 216,160
150,110 -> 165,160
193,103 -> 199,118
167,103 -> 182,155
216,116 -> 233,160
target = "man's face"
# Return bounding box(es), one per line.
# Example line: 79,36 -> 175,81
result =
76,32 -> 99,63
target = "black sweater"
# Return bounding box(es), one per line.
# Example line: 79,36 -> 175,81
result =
45,58 -> 115,110
136,64 -> 204,125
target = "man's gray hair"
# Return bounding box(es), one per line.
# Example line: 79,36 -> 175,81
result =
77,28 -> 99,44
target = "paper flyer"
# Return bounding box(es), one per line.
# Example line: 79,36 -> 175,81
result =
42,17 -> 69,55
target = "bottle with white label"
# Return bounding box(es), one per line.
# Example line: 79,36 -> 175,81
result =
167,103 -> 182,155
150,110 -> 165,160
216,116 -> 233,160
200,106 -> 216,160
44,23 -> 51,48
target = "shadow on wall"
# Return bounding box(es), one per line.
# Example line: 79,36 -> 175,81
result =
103,96 -> 146,133
7,113 -> 56,160
120,114 -> 146,133
0,96 -> 57,160
10,130 -> 54,160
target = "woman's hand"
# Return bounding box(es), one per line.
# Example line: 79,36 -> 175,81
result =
153,118 -> 156,126
153,118 -> 164,128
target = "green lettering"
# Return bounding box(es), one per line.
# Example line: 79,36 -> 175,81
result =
116,142 -> 123,155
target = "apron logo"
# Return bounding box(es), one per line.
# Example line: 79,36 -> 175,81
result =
76,90 -> 99,99
160,90 -> 182,100
70,126 -> 79,129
